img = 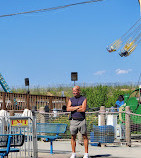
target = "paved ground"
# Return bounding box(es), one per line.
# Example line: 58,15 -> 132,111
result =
37,141 -> 141,158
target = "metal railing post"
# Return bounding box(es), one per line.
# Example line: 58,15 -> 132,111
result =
32,110 -> 38,158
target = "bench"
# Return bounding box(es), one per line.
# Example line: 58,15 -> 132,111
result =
0,134 -> 25,158
37,123 -> 67,154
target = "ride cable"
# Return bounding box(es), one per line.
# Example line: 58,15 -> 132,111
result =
0,0 -> 104,18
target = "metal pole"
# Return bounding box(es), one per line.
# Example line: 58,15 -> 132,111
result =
27,93 -> 30,109
32,110 -> 38,158
139,85 -> 141,103
50,141 -> 53,154
28,85 -> 29,94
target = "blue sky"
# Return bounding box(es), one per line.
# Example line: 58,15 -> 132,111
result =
0,0 -> 140,88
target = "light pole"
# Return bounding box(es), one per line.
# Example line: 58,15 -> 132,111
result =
25,78 -> 30,109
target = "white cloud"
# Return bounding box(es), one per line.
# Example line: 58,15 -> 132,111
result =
94,70 -> 106,75
116,69 -> 132,74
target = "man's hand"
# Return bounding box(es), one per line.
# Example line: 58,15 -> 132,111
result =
67,100 -> 80,112
76,99 -> 87,112
73,106 -> 80,111
67,99 -> 87,112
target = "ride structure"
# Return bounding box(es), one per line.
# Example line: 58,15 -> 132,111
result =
120,86 -> 141,124
0,73 -> 12,93
107,1 -> 141,57
107,18 -> 141,57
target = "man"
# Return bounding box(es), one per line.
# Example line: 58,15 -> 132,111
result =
67,86 -> 88,158
115,95 -> 124,112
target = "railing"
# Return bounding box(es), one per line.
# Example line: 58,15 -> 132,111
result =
35,107 -> 141,147
0,92 -> 68,111
0,105 -> 140,147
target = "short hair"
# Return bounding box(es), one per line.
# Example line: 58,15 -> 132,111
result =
118,95 -> 124,100
73,86 -> 80,91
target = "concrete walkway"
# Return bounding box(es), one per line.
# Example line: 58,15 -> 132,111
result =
38,141 -> 141,158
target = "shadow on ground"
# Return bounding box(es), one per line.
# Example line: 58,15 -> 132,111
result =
38,149 -> 71,154
77,154 -> 111,158
78,154 -> 123,158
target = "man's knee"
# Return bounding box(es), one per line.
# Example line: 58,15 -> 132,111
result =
82,134 -> 88,140
71,135 -> 76,140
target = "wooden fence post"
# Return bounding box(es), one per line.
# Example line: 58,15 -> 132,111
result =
10,110 -> 15,116
2,92 -> 6,110
99,106 -> 106,147
65,97 -> 69,106
49,97 -> 53,110
125,106 -> 131,147
99,106 -> 106,126
39,107 -> 46,123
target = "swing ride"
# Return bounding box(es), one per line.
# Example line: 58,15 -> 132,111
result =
107,0 -> 141,57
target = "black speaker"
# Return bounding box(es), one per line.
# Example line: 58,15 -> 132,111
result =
71,72 -> 78,81
25,78 -> 29,86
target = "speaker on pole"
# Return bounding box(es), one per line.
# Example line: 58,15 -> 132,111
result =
25,78 -> 29,86
71,72 -> 78,86
71,72 -> 78,81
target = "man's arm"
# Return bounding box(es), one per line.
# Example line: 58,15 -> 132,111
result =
77,99 -> 87,112
115,104 -> 117,108
67,99 -> 80,112
115,102 -> 118,112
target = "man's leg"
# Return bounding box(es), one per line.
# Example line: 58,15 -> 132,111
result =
82,134 -> 88,153
71,135 -> 76,153
70,120 -> 78,157
79,120 -> 88,154
78,131 -> 84,146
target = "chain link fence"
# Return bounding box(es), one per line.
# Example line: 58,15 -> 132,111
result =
0,106 -> 140,157
130,113 -> 141,145
35,109 -> 141,146
36,112 -> 99,140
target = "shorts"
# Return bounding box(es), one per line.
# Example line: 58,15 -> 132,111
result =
70,119 -> 87,135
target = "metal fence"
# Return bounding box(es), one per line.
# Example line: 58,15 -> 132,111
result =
6,108 -> 141,147
36,108 -> 141,147
130,113 -> 141,146
0,106 -> 140,157
0,115 -> 37,158
11,109 -> 141,147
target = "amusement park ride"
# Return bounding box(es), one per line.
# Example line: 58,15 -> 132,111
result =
0,1 -> 141,124
107,0 -> 141,57
119,86 -> 141,125
0,73 -> 12,93
106,0 -> 141,124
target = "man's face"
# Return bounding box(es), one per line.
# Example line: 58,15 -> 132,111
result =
72,88 -> 80,97
119,96 -> 123,101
